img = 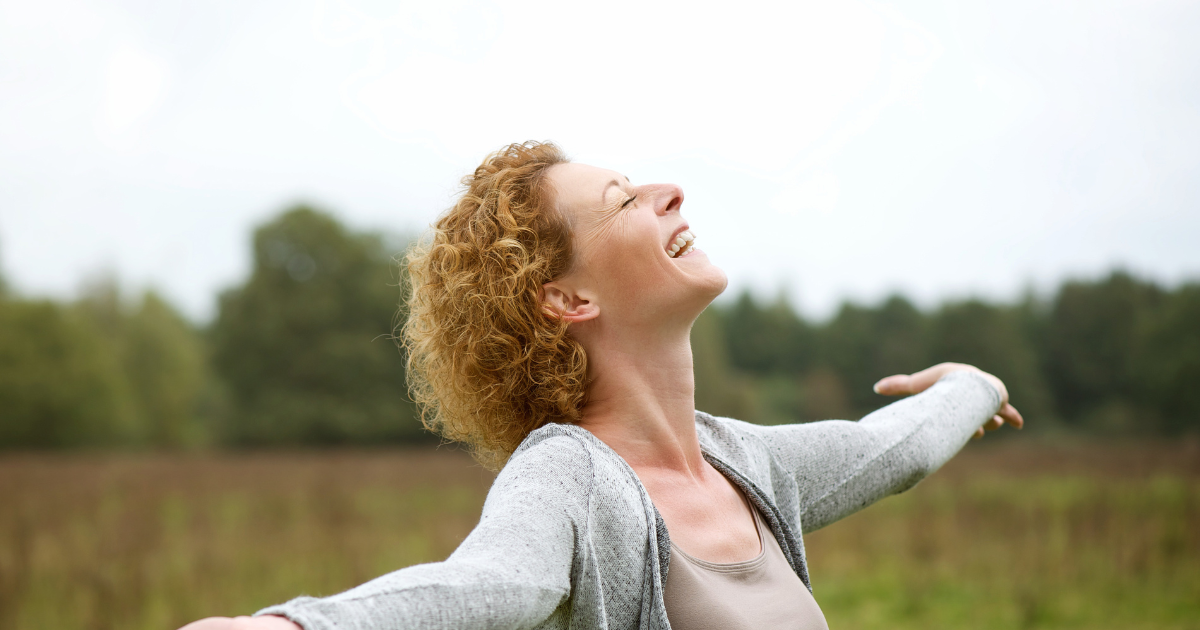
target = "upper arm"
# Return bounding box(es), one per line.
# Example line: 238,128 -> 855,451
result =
751,370 -> 1002,532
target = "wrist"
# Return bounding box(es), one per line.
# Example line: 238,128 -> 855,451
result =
943,365 -> 1007,405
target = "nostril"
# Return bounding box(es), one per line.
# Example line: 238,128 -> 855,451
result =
664,194 -> 682,214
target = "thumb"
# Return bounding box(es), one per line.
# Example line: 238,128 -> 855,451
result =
873,374 -> 914,396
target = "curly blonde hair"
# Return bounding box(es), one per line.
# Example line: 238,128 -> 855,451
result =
401,141 -> 586,470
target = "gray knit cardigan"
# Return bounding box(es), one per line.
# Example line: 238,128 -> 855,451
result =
257,370 -> 1002,630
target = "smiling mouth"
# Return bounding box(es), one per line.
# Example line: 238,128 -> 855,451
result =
667,230 -> 696,258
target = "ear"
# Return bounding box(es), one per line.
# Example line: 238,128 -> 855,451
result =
541,281 -> 599,323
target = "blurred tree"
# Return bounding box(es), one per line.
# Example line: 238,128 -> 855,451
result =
1045,271 -> 1165,430
691,308 -> 753,419
125,292 -> 210,445
0,300 -> 131,447
797,368 -> 853,421
818,295 -> 929,415
75,278 -> 213,447
1137,283 -> 1200,433
721,291 -> 814,374
928,299 -> 1054,425
210,206 -> 420,445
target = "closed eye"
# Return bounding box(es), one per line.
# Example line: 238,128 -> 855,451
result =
620,195 -> 637,209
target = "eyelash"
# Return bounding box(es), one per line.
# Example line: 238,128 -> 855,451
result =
620,195 -> 637,209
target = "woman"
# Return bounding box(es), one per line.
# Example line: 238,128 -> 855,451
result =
183,141 -> 1023,630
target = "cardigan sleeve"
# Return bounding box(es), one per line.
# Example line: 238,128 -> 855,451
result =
253,434 -> 589,630
743,370 -> 1003,533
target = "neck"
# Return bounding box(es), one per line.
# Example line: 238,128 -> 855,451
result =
574,317 -> 705,477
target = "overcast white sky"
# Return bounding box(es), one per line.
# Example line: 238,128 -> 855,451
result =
1,0 -> 1197,321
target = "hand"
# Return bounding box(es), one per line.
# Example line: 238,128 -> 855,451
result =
872,362 -> 1024,439
178,615 -> 301,630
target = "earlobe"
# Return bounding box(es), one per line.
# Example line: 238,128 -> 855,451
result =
541,282 -> 600,324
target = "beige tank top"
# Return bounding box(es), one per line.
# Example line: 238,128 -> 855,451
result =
663,502 -> 830,630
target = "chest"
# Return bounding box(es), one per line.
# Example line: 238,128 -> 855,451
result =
639,468 -> 762,564
662,508 -> 829,630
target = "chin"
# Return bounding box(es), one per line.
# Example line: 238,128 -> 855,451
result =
703,271 -> 728,299
682,265 -> 728,315
691,256 -> 728,299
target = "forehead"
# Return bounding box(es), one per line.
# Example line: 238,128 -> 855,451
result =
546,162 -> 627,213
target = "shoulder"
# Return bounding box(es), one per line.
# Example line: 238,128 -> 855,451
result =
694,411 -> 780,486
511,422 -> 659,522
510,422 -> 597,465
495,423 -> 644,508
695,410 -> 815,457
694,411 -> 758,452
497,424 -> 597,492
693,411 -> 862,485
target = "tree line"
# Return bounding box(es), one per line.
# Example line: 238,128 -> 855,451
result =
1,207 -> 1196,449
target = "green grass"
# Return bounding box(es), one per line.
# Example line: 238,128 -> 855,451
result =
1,440 -> 1197,629
805,440 -> 1200,629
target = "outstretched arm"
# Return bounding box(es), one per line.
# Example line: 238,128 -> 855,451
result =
177,436 -> 589,630
739,364 -> 1021,533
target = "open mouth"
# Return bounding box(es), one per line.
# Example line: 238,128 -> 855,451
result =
667,230 -> 696,258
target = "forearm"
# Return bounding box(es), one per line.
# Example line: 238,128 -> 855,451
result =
254,559 -> 568,630
746,370 -> 1002,532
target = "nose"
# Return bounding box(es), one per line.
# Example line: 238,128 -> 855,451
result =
649,183 -> 684,216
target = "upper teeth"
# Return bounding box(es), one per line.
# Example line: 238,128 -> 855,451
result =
667,230 -> 696,258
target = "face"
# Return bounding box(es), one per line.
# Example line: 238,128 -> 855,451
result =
543,162 -> 728,331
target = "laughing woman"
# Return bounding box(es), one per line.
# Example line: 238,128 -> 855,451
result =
182,141 -> 1022,630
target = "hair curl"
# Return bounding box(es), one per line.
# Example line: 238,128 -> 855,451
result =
401,141 -> 585,470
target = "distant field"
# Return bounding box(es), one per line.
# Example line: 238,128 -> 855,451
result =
1,439 -> 1197,630
804,439 -> 1200,630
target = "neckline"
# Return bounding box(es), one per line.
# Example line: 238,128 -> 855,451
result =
552,421 -> 770,568
668,498 -> 768,572
538,419 -> 813,591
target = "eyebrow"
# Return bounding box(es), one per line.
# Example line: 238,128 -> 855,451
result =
601,175 -> 632,204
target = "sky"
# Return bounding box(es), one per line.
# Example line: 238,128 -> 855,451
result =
1,0 -> 1197,321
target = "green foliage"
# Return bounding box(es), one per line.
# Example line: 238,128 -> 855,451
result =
0,282 -> 210,449
0,299 -> 130,447
691,308 -> 753,419
927,299 -> 1054,423
77,281 -> 213,447
209,206 -> 421,445
704,272 -> 1198,434
1,202 -> 1196,448
1044,271 -> 1165,429
1138,283 -> 1200,432
721,292 -> 815,374
819,296 -> 930,414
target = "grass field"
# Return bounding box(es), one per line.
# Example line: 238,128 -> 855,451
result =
1,439 -> 1197,630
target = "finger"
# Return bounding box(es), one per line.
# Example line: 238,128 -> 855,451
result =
997,403 -> 1024,430
905,364 -> 950,394
875,363 -> 957,396
985,415 -> 1004,431
873,374 -> 914,396
973,426 -> 985,439
905,362 -> 974,395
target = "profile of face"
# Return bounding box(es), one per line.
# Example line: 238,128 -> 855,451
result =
541,163 -> 728,334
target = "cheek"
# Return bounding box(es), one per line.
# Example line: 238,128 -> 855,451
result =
594,243 -> 660,284
586,239 -> 670,296
575,214 -> 676,299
